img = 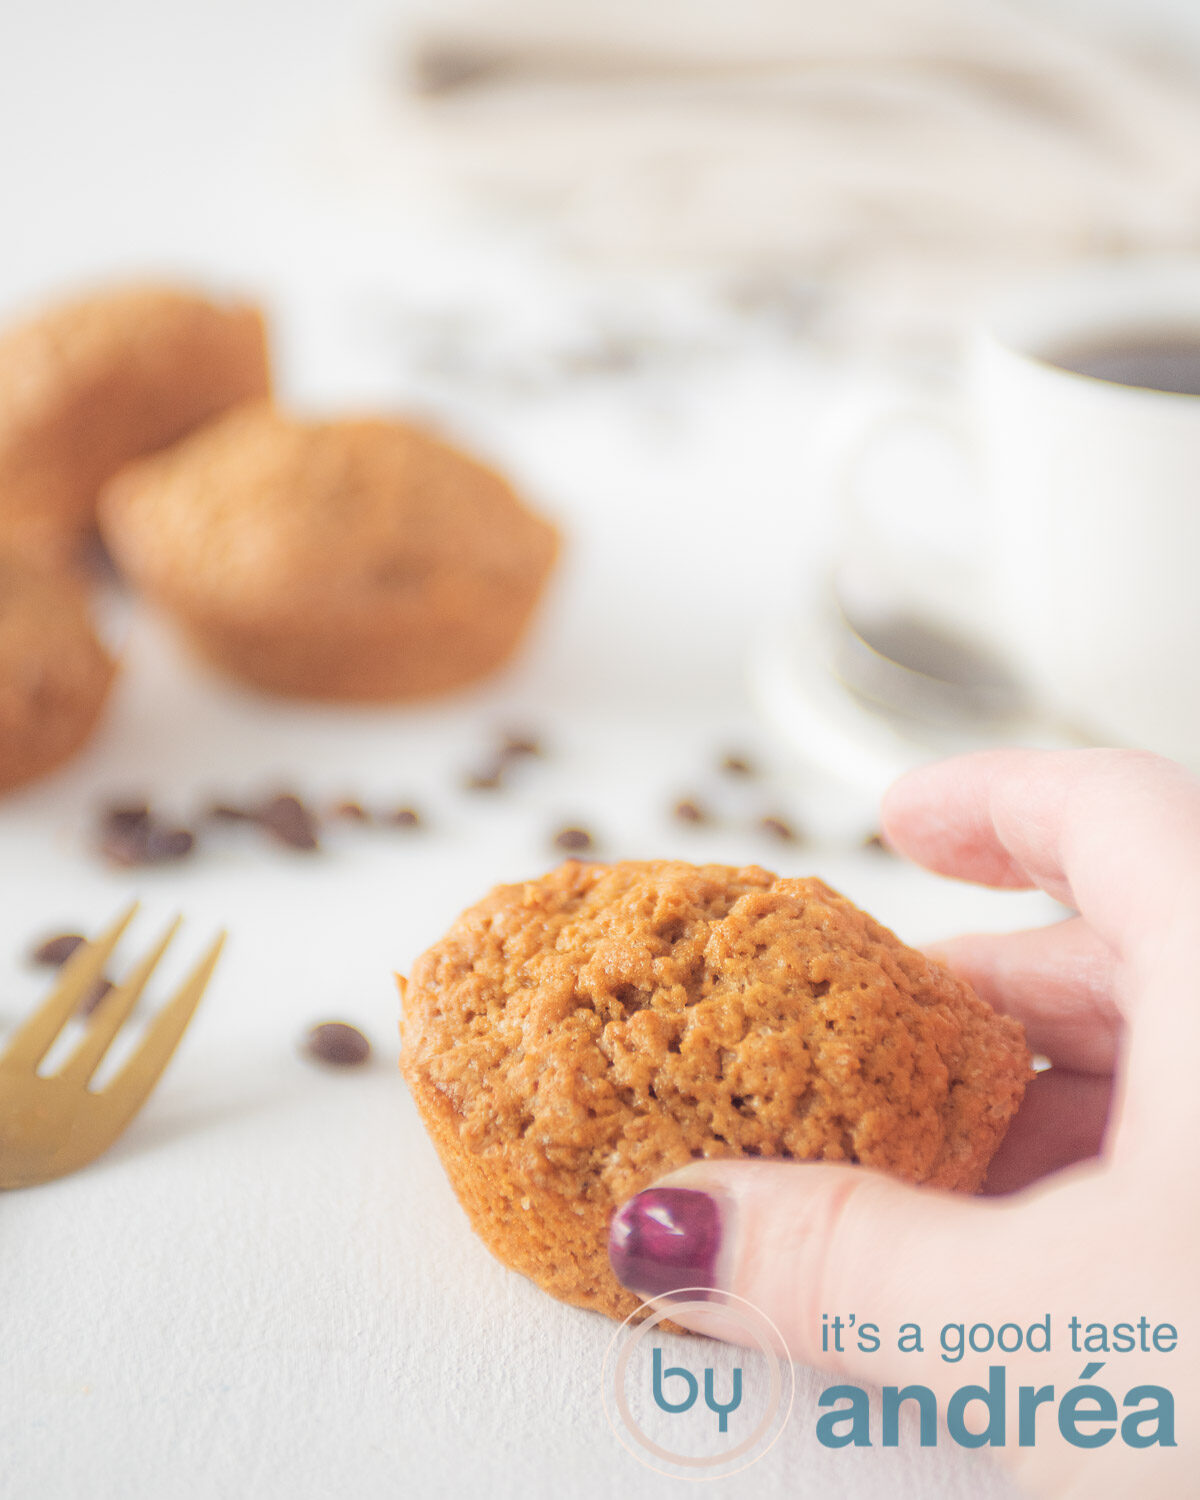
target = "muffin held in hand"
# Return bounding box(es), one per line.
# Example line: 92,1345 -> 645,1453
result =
400,860 -> 1031,1320
0,283 -> 270,562
0,556 -> 116,793
99,403 -> 560,701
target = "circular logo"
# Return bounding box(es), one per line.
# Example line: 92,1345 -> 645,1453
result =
601,1288 -> 795,1479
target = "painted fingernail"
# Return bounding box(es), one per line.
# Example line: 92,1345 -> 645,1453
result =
608,1187 -> 723,1299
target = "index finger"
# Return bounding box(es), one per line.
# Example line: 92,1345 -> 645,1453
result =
881,748 -> 1200,974
882,748 -> 1200,1142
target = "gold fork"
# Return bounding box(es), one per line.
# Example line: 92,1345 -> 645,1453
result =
0,904 -> 224,1189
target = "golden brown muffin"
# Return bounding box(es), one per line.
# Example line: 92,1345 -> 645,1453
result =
400,860 -> 1031,1320
0,284 -> 270,562
0,556 -> 116,793
98,402 -> 559,701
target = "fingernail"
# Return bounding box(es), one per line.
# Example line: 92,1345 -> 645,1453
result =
608,1187 -> 723,1299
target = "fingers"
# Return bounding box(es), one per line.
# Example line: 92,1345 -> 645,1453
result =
607,1158 -> 1185,1498
929,917 -> 1120,1073
608,1158 -> 1073,1392
881,749 -> 1200,978
979,1068 -> 1113,1195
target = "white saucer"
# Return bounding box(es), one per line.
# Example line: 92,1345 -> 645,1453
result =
748,585 -> 1087,799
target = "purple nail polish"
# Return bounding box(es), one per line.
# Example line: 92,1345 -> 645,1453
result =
608,1187 -> 722,1299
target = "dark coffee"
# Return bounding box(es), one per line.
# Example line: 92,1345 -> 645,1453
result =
1042,333 -> 1200,396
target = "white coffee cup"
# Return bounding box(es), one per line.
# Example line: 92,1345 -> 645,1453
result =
752,259 -> 1200,793
837,259 -> 1200,769
967,262 -> 1200,763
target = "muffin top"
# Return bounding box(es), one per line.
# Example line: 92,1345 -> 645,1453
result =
0,283 -> 261,395
402,859 -> 1031,1199
99,402 -> 558,627
0,284 -> 269,560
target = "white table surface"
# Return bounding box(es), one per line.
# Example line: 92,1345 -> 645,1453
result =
6,2 -> 1188,1496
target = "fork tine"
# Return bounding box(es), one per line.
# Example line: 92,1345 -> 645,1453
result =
56,917 -> 182,1089
99,932 -> 225,1117
0,903 -> 139,1072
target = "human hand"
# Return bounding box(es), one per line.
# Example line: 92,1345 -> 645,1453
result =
608,749 -> 1198,1497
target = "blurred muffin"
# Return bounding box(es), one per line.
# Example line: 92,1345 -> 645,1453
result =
98,402 -> 559,700
0,556 -> 116,793
0,284 -> 270,562
400,859 -> 1031,1319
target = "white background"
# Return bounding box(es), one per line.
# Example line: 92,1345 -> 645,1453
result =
1,3 -> 1196,1497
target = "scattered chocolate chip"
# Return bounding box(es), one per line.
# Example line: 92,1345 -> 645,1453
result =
30,932 -> 86,967
97,805 -> 195,868
147,826 -> 196,861
499,731 -> 541,760
103,803 -> 151,834
862,832 -> 894,856
463,765 -> 504,792
553,826 -> 594,853
97,826 -> 148,868
758,815 -> 797,843
258,794 -> 320,852
79,977 -> 114,1017
387,806 -> 422,829
332,800 -> 371,823
719,753 -> 755,777
303,1021 -> 372,1068
672,799 -> 708,825
206,802 -> 257,823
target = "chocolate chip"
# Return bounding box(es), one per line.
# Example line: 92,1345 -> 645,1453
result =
97,825 -> 149,868
209,794 -> 322,848
719,753 -> 755,778
79,977 -> 114,1017
758,815 -> 797,842
303,1021 -> 372,1068
98,807 -> 195,867
466,728 -> 541,789
332,800 -> 371,823
553,826 -> 594,853
499,731 -> 541,760
672,799 -> 707,825
463,764 -> 504,792
95,801 -> 195,867
387,806 -> 422,829
206,802 -> 257,823
31,931 -> 115,1014
30,933 -> 86,967
147,826 -> 195,861
258,794 -> 320,852
103,803 -> 151,834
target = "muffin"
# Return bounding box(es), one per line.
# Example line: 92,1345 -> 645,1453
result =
0,283 -> 270,563
0,556 -> 116,793
98,402 -> 559,700
400,859 -> 1031,1320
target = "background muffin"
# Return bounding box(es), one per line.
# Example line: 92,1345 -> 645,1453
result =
0,555 -> 116,793
400,859 -> 1031,1320
99,402 -> 560,701
0,283 -> 270,563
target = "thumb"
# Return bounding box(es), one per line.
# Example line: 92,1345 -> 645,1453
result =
608,1157 -> 1055,1389
608,1159 -> 1191,1500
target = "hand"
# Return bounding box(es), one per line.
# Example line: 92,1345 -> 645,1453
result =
608,749 -> 1198,1497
